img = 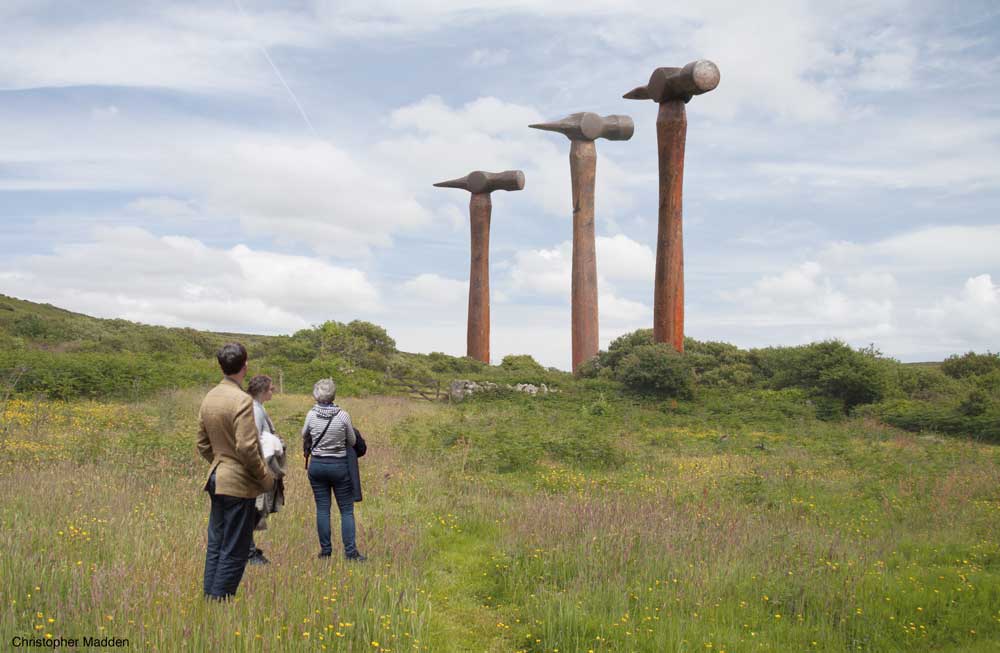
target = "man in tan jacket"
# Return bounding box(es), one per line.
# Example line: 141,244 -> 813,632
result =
197,342 -> 274,600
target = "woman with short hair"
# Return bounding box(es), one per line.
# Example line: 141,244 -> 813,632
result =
303,378 -> 365,560
246,374 -> 285,565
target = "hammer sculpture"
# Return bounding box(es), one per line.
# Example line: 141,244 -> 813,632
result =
530,112 -> 634,372
624,60 -> 720,353
433,170 -> 525,364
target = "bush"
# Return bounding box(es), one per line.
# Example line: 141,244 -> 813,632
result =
602,329 -> 655,371
877,398 -> 1000,443
894,365 -> 962,401
751,340 -> 888,413
0,349 -> 218,400
685,338 -> 754,388
616,343 -> 694,398
497,355 -> 550,384
425,352 -> 487,375
317,320 -> 396,370
940,351 -> 1000,379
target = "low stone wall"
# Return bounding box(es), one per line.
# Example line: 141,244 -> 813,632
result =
448,380 -> 556,402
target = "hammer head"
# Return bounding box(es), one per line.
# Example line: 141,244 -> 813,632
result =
529,112 -> 634,142
624,60 -> 720,103
433,170 -> 525,194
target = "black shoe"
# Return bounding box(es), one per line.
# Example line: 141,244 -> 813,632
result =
317,552 -> 332,559
248,552 -> 270,565
346,552 -> 367,562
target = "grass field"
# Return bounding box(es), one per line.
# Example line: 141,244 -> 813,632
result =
2,389 -> 999,652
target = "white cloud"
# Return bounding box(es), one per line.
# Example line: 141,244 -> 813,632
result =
599,292 -> 650,324
0,109 -> 436,254
468,48 -> 510,67
721,261 -> 894,329
399,273 -> 467,307
509,243 -> 572,295
0,227 -> 380,333
381,95 -> 643,220
509,235 -> 654,296
0,5 -> 321,93
191,139 -> 433,255
126,196 -> 198,220
597,235 -> 656,282
922,274 -> 1000,343
822,225 -> 1000,273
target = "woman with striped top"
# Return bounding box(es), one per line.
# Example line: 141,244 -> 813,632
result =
303,378 -> 365,560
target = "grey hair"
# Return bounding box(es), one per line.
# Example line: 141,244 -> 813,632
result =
312,378 -> 337,403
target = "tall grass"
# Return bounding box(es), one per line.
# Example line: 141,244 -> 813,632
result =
1,390 -> 998,651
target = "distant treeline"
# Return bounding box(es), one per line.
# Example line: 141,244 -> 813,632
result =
1,293 -> 998,442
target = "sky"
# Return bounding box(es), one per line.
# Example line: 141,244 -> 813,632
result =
1,0 -> 998,369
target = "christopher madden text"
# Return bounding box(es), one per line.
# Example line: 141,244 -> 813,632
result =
12,635 -> 130,648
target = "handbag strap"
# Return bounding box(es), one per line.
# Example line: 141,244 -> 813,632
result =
309,414 -> 336,456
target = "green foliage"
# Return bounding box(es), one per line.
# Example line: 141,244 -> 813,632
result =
256,356 -> 390,398
603,328 -> 655,371
497,354 -> 548,383
616,343 -> 695,399
318,319 -> 397,369
876,398 -> 1000,443
893,364 -> 962,401
684,338 -> 754,388
940,350 -> 1000,379
392,391 -> 624,473
752,340 -> 889,414
0,349 -> 218,401
425,352 -> 487,375
255,329 -> 318,362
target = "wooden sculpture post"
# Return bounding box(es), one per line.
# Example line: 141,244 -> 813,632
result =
624,60 -> 720,353
433,170 -> 525,363
529,113 -> 634,372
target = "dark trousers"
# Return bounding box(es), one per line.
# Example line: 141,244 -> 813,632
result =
308,457 -> 357,557
203,470 -> 256,599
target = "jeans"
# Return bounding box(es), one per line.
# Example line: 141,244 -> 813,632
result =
308,457 -> 358,557
203,470 -> 257,599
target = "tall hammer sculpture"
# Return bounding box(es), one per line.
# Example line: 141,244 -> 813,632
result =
624,60 -> 720,353
433,170 -> 525,364
530,113 -> 634,372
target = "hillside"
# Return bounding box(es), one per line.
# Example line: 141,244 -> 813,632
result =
0,293 -> 274,357
1,293 -> 999,444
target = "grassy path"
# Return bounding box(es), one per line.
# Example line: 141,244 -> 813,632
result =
344,395 -> 514,652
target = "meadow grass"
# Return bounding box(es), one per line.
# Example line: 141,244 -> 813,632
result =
1,389 -> 999,651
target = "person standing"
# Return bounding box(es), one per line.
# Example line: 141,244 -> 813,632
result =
303,378 -> 365,561
197,343 -> 274,600
246,374 -> 285,566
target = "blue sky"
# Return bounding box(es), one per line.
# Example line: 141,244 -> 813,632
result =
1,0 -> 998,368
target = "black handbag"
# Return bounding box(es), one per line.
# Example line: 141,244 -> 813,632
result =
353,428 -> 367,457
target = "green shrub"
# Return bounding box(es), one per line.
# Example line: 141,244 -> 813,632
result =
318,320 -> 397,369
616,343 -> 694,398
877,398 -> 1000,443
894,365 -> 961,401
751,340 -> 888,413
497,355 -> 550,384
0,349 -> 218,400
425,352 -> 487,375
258,356 -> 389,397
941,351 -> 1000,379
602,329 -> 654,372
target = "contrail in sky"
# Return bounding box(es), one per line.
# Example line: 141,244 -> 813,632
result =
232,0 -> 318,137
